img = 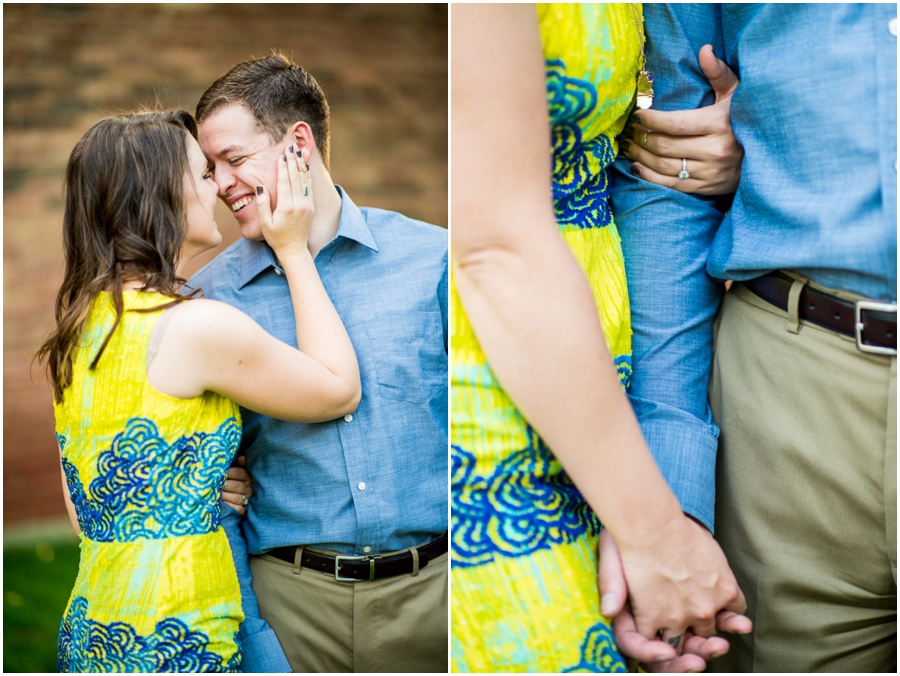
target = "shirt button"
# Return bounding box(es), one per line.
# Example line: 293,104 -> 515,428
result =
363,546 -> 372,553
274,267 -> 283,276
358,482 -> 367,491
344,414 -> 353,422
890,17 -> 897,36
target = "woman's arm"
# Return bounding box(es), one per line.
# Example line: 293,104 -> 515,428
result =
149,151 -> 361,423
252,152 -> 361,411
452,3 -> 744,645
453,2 -> 681,552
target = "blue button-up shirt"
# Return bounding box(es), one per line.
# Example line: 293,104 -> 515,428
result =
193,187 -> 448,671
610,3 -> 897,532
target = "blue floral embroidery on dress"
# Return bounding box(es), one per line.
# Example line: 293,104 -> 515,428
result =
546,59 -> 597,126
451,427 -> 599,568
58,596 -> 240,673
563,622 -> 627,673
615,355 -> 632,390
61,417 -> 240,542
545,58 -> 616,231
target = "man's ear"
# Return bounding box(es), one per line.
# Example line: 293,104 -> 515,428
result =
288,121 -> 315,167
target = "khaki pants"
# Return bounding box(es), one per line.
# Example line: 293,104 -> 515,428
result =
709,279 -> 897,672
249,548 -> 448,673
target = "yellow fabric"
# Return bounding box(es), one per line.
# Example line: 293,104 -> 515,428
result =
451,4 -> 641,672
54,291 -> 243,673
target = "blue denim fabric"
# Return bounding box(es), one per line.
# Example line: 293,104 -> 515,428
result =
611,4 -> 897,532
195,187 -> 448,672
220,505 -> 291,673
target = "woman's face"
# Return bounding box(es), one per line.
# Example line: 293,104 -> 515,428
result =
182,134 -> 222,261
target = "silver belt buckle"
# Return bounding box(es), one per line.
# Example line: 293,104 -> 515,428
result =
855,300 -> 897,356
334,554 -> 380,581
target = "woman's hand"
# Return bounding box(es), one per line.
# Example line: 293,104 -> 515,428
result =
614,513 -> 748,649
221,455 -> 253,516
256,145 -> 314,256
622,45 -> 742,195
599,529 -> 753,671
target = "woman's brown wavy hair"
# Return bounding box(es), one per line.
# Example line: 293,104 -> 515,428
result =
36,109 -> 202,403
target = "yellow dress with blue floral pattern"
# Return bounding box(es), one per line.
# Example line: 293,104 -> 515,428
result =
54,291 -> 244,673
451,4 -> 641,672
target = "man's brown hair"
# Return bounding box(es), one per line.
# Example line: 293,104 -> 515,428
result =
196,52 -> 331,168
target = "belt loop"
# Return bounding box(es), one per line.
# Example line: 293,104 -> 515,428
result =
409,546 -> 420,577
293,546 -> 304,575
787,277 -> 806,334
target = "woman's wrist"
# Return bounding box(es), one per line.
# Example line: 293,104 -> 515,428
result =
272,243 -> 312,262
603,489 -> 686,554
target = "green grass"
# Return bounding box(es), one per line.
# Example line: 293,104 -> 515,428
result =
4,541 -> 81,673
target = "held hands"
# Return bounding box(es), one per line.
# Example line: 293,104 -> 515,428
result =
221,456 -> 253,516
256,145 -> 314,257
622,45 -> 743,195
599,519 -> 752,672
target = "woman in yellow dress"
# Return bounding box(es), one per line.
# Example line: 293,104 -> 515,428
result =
38,110 -> 360,672
451,5 -> 748,672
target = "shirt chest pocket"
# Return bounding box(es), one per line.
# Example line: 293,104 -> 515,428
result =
365,311 -> 446,403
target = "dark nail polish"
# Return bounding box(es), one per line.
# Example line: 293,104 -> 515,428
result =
256,185 -> 263,195
305,164 -> 310,171
282,155 -> 286,161
621,140 -> 632,153
631,113 -> 642,125
289,145 -> 294,153
296,149 -> 302,157
630,164 -> 642,177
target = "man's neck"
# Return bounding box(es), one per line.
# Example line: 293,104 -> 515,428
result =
307,165 -> 342,258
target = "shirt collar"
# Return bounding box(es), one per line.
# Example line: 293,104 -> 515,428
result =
334,185 -> 379,253
238,185 -> 378,288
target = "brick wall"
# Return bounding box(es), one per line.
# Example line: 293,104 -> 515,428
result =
3,4 -> 448,525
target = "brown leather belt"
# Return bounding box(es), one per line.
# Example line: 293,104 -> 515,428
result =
741,272 -> 897,355
266,532 -> 448,581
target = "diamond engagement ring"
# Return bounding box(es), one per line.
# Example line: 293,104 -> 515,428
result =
241,495 -> 249,507
678,158 -> 690,180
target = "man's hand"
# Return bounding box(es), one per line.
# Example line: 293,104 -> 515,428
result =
622,44 -> 743,195
599,528 -> 753,672
221,455 -> 253,515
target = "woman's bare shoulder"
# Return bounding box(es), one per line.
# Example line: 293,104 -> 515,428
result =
166,297 -> 261,340
176,297 -> 250,320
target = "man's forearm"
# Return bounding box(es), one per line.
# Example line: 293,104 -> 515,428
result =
221,504 -> 292,673
608,5 -> 730,530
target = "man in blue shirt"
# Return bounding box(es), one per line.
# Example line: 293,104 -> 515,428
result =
190,54 -> 448,673
608,4 -> 896,672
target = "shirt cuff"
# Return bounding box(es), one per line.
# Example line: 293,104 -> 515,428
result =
637,416 -> 718,533
238,618 -> 292,673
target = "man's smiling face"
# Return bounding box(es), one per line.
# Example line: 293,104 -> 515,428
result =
199,102 -> 288,241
